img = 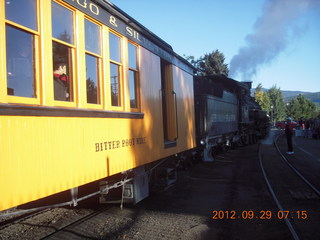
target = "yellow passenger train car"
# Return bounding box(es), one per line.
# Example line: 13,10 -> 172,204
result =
0,0 -> 196,212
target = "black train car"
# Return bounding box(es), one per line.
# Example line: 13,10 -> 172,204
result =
194,75 -> 268,161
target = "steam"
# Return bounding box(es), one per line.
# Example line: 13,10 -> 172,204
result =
229,0 -> 319,81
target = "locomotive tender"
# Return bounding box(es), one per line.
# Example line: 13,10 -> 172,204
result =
194,75 -> 269,161
0,0 -> 268,213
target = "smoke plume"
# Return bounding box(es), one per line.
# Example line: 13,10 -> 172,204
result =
229,0 -> 319,81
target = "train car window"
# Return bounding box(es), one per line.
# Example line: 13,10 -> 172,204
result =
128,43 -> 138,109
6,26 -> 36,98
129,70 -> 137,109
85,19 -> 101,105
5,0 -> 37,31
109,33 -> 121,63
85,19 -> 101,55
52,1 -> 74,44
52,2 -> 74,102
128,43 -> 137,69
110,62 -> 120,107
109,32 -> 122,107
52,42 -> 73,102
85,54 -> 100,104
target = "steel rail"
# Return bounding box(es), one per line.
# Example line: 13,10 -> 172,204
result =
40,206 -> 110,240
0,208 -> 51,231
274,134 -> 320,197
258,142 -> 300,240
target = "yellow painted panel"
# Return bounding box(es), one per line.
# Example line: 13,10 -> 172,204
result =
0,48 -> 196,211
0,116 -> 151,210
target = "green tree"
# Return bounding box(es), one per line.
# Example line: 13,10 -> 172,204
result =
267,86 -> 286,122
254,83 -> 270,112
286,94 -> 317,120
187,50 -> 229,76
184,55 -> 196,66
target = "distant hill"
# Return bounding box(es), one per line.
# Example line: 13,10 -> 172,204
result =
251,89 -> 320,106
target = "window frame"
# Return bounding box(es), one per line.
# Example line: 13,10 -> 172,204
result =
84,17 -> 103,109
108,30 -> 124,111
128,41 -> 140,111
51,0 -> 76,107
3,0 -> 40,105
0,0 -> 143,116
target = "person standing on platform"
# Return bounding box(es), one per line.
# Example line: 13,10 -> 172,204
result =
285,117 -> 294,154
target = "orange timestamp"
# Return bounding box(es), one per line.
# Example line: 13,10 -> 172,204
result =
212,210 -> 308,220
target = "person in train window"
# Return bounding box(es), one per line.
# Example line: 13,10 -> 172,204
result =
285,117 -> 294,154
53,60 -> 69,101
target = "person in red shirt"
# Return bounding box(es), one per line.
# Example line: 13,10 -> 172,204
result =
53,61 -> 69,101
285,117 -> 294,154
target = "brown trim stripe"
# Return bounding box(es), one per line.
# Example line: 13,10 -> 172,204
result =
0,104 -> 144,119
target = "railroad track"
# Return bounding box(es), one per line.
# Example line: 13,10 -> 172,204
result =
259,134 -> 320,240
0,208 -> 52,231
0,206 -> 115,240
40,206 -> 111,240
275,136 -> 320,197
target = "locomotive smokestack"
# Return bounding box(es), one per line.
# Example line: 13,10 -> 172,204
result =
229,0 -> 319,81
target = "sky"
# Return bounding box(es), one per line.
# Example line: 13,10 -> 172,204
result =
109,0 -> 320,92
